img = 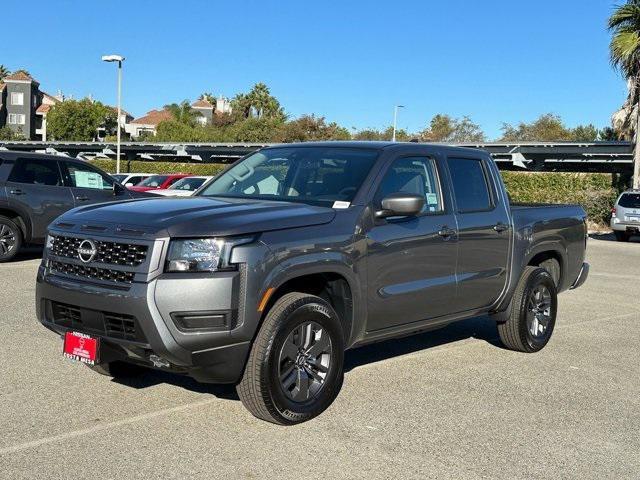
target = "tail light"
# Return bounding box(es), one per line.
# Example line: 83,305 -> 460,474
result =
611,207 -> 617,218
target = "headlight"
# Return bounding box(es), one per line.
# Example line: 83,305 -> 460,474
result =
166,238 -> 228,272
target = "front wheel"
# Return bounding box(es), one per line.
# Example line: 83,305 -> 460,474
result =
498,266 -> 558,353
237,292 -> 345,425
0,216 -> 22,263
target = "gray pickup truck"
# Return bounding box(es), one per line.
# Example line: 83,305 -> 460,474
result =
36,142 -> 589,425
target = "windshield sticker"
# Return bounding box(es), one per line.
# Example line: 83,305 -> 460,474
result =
332,201 -> 351,209
426,193 -> 438,205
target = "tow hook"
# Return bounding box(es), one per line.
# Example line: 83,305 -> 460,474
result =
149,354 -> 171,368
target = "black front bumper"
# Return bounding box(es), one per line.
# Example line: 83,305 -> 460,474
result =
36,267 -> 251,384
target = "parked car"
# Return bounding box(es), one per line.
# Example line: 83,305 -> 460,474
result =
610,189 -> 640,241
127,174 -> 191,192
36,142 -> 589,424
111,173 -> 152,187
150,176 -> 213,196
0,151 -> 144,262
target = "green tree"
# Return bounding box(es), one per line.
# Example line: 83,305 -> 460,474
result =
500,113 -> 573,142
47,99 -> 117,141
199,92 -> 216,104
155,120 -> 201,142
164,100 -> 202,127
609,0 -> 640,186
0,65 -> 9,81
570,124 -> 600,142
420,114 -> 486,142
0,125 -> 23,140
277,115 -> 350,142
231,83 -> 284,120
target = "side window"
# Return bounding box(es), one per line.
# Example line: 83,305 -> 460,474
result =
63,162 -> 113,190
8,158 -> 63,186
167,177 -> 183,187
375,157 -> 443,213
447,158 -> 492,212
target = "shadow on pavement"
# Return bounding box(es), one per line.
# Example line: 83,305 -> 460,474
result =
589,232 -> 640,243
112,314 -> 501,400
8,246 -> 44,262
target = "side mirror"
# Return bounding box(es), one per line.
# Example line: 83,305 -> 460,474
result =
113,183 -> 126,195
375,193 -> 425,218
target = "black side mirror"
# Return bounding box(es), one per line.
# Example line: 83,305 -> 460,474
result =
375,193 -> 425,218
113,182 -> 126,195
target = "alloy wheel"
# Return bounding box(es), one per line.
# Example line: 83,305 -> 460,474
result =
0,224 -> 16,257
527,284 -> 553,338
278,321 -> 332,402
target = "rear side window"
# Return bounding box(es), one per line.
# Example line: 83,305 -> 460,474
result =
447,158 -> 492,212
619,193 -> 640,208
8,158 -> 63,186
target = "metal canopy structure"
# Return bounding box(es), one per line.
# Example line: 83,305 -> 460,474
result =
0,140 -> 635,172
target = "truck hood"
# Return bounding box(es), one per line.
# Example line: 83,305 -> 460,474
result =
55,196 -> 336,238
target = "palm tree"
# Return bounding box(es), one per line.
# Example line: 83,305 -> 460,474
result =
164,100 -> 202,127
609,0 -> 640,187
0,65 -> 9,81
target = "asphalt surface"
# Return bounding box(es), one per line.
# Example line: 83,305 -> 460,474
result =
1,234 -> 639,479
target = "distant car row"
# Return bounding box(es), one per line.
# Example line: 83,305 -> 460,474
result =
109,173 -> 213,196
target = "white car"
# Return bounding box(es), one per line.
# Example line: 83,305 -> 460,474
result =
111,173 -> 153,187
150,176 -> 213,196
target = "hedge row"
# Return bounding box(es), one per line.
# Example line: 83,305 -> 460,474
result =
90,160 -> 616,225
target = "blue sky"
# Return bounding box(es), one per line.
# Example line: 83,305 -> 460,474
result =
2,0 -> 627,139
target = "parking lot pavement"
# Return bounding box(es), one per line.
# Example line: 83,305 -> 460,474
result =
0,235 -> 639,479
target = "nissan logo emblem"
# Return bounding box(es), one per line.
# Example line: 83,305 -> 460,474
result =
77,239 -> 98,263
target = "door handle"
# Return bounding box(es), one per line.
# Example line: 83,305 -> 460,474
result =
493,223 -> 509,233
9,189 -> 24,196
438,226 -> 457,239
75,196 -> 89,202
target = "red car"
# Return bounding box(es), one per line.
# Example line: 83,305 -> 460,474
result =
128,174 -> 192,192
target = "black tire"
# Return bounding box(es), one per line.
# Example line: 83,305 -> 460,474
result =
614,231 -> 630,242
88,361 -> 146,378
539,258 -> 560,288
0,215 -> 22,263
498,266 -> 557,353
237,292 -> 345,425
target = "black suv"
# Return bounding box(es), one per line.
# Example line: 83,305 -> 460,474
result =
0,151 -> 137,261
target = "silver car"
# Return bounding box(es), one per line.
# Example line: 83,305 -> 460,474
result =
611,189 -> 640,241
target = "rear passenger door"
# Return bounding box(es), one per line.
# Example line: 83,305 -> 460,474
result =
61,161 -> 131,206
6,157 -> 74,241
446,156 -> 510,311
365,155 -> 458,330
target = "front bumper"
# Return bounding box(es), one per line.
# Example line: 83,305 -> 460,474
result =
570,262 -> 589,290
36,266 -> 251,384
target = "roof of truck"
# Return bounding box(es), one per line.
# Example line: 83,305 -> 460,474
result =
262,141 -> 485,154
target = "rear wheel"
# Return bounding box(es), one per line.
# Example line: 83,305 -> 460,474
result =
498,267 -> 557,353
0,216 -> 22,263
614,231 -> 630,242
237,292 -> 345,425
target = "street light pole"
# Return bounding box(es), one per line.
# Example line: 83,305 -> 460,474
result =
392,105 -> 404,142
102,54 -> 125,174
635,76 -> 640,189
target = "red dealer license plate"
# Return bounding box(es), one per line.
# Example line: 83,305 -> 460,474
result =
63,331 -> 99,365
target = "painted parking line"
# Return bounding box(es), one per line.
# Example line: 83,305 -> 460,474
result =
0,398 -> 218,456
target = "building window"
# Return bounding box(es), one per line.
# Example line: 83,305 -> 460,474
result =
8,114 -> 26,125
11,92 -> 24,106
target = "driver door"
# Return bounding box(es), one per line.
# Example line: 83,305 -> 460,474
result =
365,156 -> 458,331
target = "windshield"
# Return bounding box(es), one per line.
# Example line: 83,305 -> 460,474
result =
170,177 -> 208,191
139,175 -> 169,187
619,193 -> 640,209
198,147 -> 379,205
111,174 -> 127,183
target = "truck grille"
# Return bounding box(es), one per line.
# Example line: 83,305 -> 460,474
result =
51,301 -> 145,342
50,260 -> 135,284
50,235 -> 148,267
